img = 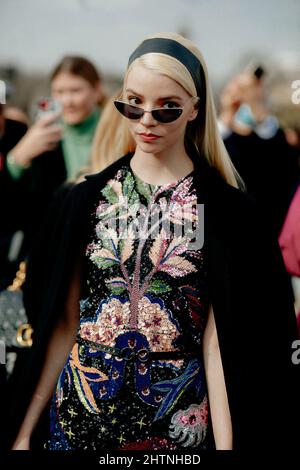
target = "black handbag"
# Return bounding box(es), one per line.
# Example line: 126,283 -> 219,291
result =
0,262 -> 33,378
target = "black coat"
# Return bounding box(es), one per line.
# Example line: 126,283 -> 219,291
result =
22,143 -> 67,251
0,132 -> 67,449
224,128 -> 300,236
0,119 -> 28,289
0,138 -> 66,289
7,151 -> 299,453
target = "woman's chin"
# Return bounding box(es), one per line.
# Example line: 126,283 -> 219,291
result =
136,141 -> 165,155
63,113 -> 85,125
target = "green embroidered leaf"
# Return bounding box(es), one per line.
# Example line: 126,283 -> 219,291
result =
128,189 -> 141,207
99,228 -> 119,254
109,285 -> 127,295
101,185 -> 119,204
100,236 -> 114,252
122,172 -> 135,199
135,177 -> 153,203
118,237 -> 125,256
146,279 -> 172,294
91,258 -> 118,269
101,179 -> 123,205
90,248 -> 119,269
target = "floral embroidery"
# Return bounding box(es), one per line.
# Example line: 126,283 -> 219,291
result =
47,164 -> 210,451
169,399 -> 209,447
80,296 -> 180,352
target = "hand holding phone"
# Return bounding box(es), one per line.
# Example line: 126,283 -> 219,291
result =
11,98 -> 63,168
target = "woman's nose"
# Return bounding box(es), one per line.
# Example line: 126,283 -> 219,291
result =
59,93 -> 73,107
140,110 -> 157,127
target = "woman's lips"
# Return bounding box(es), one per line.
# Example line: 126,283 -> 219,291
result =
139,133 -> 161,142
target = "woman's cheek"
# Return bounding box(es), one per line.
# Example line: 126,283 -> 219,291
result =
128,122 -> 138,141
76,92 -> 89,109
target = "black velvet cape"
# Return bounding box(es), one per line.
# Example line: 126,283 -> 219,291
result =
7,151 -> 299,452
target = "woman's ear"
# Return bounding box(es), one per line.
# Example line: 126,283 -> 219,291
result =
188,97 -> 200,122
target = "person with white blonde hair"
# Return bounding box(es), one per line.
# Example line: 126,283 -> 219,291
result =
10,33 -> 298,454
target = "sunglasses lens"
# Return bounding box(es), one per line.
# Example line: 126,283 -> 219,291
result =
114,101 -> 183,123
153,108 -> 183,123
114,101 -> 143,120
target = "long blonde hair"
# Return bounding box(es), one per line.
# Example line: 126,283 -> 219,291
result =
91,32 -> 241,188
90,88 -> 135,173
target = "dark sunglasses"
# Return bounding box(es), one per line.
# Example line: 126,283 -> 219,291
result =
114,100 -> 184,123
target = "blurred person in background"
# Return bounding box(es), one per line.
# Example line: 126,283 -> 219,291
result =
279,184 -> 300,335
218,67 -> 299,236
5,56 -> 105,257
0,102 -> 28,290
0,101 -> 29,424
277,105 -> 300,335
3,106 -> 29,126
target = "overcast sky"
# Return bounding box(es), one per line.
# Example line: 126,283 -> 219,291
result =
1,0 -> 300,83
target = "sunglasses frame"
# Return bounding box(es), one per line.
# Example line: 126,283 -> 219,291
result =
114,96 -> 199,124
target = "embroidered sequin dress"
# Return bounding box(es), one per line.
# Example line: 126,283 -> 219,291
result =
47,162 -> 212,450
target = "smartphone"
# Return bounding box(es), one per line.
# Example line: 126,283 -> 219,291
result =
33,96 -> 62,123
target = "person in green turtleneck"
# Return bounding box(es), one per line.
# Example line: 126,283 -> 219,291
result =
61,106 -> 100,180
5,56 -> 105,262
6,55 -> 105,181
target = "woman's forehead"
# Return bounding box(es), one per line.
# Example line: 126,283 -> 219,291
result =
51,72 -> 90,86
125,63 -> 188,98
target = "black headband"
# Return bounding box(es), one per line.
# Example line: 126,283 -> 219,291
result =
128,37 -> 204,97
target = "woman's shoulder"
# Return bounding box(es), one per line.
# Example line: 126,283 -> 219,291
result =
222,182 -> 258,215
85,153 -> 132,185
192,151 -> 255,216
201,160 -> 259,218
200,161 -> 277,244
66,153 -> 132,200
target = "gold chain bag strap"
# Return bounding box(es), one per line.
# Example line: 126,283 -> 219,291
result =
0,262 -> 33,376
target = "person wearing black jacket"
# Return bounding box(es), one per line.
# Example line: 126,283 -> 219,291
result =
0,106 -> 28,450
218,70 -> 299,236
5,56 -> 104,260
0,107 -> 28,290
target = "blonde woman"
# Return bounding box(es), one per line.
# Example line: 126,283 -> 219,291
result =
11,33 -> 298,453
